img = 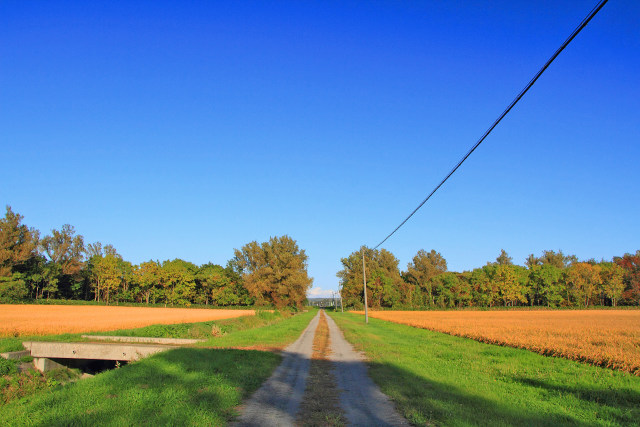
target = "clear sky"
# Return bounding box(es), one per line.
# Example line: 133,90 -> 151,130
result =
2,1 -> 638,298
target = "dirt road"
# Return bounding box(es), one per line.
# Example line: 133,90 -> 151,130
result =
234,311 -> 320,426
234,310 -> 408,426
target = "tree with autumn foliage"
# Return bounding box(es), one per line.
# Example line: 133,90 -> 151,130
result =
565,262 -> 602,307
0,206 -> 40,302
0,206 -> 39,277
599,262 -> 625,307
91,253 -> 123,305
233,235 -> 312,309
40,224 -> 85,298
615,251 -> 640,305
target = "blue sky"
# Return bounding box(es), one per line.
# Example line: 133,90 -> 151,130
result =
2,1 -> 638,298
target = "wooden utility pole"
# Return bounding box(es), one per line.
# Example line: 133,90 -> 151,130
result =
362,249 -> 368,324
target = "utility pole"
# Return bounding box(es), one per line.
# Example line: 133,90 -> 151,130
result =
362,249 -> 368,324
340,288 -> 343,313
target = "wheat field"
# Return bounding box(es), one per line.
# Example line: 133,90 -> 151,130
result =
0,305 -> 255,337
359,310 -> 640,375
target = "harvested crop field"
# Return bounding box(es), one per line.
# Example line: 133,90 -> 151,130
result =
0,305 -> 255,337
359,310 -> 640,375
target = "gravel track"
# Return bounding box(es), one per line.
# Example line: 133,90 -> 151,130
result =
234,311 -> 320,427
234,310 -> 408,426
325,314 -> 409,426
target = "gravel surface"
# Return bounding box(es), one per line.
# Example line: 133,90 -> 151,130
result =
234,311 -> 320,427
234,310 -> 408,426
325,314 -> 409,426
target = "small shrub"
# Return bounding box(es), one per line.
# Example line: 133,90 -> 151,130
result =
211,324 -> 224,337
0,359 -> 18,376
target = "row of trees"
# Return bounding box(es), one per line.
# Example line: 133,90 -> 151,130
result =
338,247 -> 640,309
0,206 -> 312,308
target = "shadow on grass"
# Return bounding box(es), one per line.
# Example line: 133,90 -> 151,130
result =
4,348 -> 640,426
363,360 -> 640,426
3,348 -> 281,426
511,376 -> 640,421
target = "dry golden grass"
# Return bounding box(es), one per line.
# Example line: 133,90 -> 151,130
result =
0,305 -> 255,337
358,310 -> 640,375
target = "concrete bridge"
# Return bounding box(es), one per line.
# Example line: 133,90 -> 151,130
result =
1,336 -> 205,372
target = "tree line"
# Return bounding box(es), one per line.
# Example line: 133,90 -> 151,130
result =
338,247 -> 640,309
0,206 -> 312,308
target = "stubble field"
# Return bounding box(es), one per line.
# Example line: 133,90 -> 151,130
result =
359,310 -> 640,375
0,305 -> 256,336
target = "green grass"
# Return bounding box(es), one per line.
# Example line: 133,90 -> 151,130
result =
0,359 -> 81,406
0,348 -> 281,425
95,309 -> 290,340
0,309 -> 317,424
329,312 -> 640,426
201,308 -> 316,348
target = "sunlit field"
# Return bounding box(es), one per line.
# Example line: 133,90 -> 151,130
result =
0,305 -> 255,337
358,310 -> 640,375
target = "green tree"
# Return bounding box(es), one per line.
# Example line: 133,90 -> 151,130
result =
538,250 -> 577,269
0,273 -> 28,302
134,260 -> 161,304
162,259 -> 198,306
405,249 -> 447,307
525,254 -> 540,269
432,272 -> 468,308
41,261 -> 61,299
198,263 -> 240,306
469,267 -> 497,307
116,259 -> 134,303
495,249 -> 513,266
337,246 -> 403,309
529,264 -> 564,307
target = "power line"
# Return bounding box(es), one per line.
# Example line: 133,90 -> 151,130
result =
372,0 -> 608,250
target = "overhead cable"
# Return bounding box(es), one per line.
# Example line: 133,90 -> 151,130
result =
372,0 -> 608,249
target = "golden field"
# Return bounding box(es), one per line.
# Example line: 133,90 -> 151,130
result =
0,305 -> 255,337
359,310 -> 640,375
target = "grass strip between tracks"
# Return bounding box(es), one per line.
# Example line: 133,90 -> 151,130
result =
0,309 -> 317,425
328,311 -> 640,426
296,310 -> 346,426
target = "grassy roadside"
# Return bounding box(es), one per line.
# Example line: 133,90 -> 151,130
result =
0,309 -> 317,425
201,308 -> 317,349
1,348 -> 280,425
329,311 -> 640,426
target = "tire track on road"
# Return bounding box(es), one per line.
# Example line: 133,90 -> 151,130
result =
234,311 -> 320,427
326,313 -> 409,426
